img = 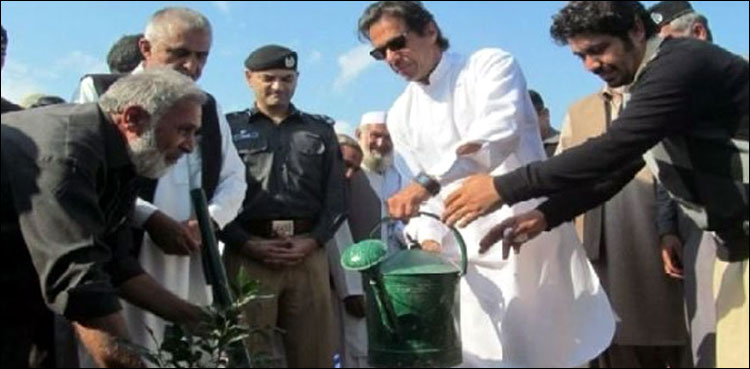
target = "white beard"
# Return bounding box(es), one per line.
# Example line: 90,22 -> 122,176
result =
362,148 -> 393,174
128,128 -> 170,179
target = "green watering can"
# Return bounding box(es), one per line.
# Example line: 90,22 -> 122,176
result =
341,212 -> 468,368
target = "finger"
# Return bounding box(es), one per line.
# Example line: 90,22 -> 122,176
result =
480,224 -> 509,253
390,203 -> 405,219
501,227 -> 515,260
665,268 -> 684,279
444,206 -> 469,227
513,233 -> 530,244
386,199 -> 397,217
404,203 -> 416,219
185,238 -> 200,254
442,196 -> 464,223
444,190 -> 462,211
457,211 -> 481,228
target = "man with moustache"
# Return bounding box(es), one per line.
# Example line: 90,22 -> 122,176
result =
1,69 -> 206,368
446,2 -> 748,367
358,1 -> 615,366
222,44 -> 346,368
356,111 -> 405,247
74,7 -> 246,354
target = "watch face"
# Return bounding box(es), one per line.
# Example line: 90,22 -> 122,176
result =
416,173 -> 440,195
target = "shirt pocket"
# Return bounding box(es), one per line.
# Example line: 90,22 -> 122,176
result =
289,131 -> 326,183
236,137 -> 272,179
292,131 -> 326,156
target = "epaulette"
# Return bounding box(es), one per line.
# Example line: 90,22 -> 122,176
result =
304,113 -> 336,126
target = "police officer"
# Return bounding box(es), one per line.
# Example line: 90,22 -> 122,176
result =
222,44 -> 346,368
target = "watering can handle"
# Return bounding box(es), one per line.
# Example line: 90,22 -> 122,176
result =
367,212 -> 468,276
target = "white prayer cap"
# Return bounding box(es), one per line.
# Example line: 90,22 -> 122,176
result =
359,111 -> 387,127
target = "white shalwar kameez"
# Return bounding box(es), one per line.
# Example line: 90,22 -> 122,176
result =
388,48 -> 615,368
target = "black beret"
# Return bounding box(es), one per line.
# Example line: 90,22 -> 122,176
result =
648,1 -> 694,27
244,44 -> 297,71
528,89 -> 544,110
1,25 -> 7,45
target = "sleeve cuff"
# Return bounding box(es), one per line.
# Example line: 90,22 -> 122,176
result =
494,170 -> 526,206
64,286 -> 123,321
537,201 -> 565,230
218,220 -> 251,249
132,199 -> 159,227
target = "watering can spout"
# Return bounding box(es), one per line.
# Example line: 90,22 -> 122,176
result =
341,240 -> 400,335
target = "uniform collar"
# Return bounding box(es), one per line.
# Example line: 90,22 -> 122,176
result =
247,104 -> 301,122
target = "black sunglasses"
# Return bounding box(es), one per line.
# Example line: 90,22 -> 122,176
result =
369,33 -> 408,60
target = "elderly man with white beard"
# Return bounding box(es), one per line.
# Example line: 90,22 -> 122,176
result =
356,111 -> 405,247
1,69 -> 207,368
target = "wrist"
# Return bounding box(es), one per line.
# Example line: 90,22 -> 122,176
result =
414,172 -> 440,196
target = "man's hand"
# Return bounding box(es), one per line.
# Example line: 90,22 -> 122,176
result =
143,211 -> 201,255
660,234 -> 684,279
283,236 -> 319,264
479,209 -> 547,259
241,237 -> 318,268
420,239 -> 442,253
240,239 -> 293,265
119,274 -> 206,326
443,174 -> 502,227
73,313 -> 144,368
387,182 -> 431,219
343,295 -> 366,318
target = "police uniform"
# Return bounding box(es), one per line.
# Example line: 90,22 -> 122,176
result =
221,45 -> 346,368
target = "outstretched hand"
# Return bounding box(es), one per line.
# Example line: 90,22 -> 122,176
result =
479,209 -> 547,259
443,174 -> 503,227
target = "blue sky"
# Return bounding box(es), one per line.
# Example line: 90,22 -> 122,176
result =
2,1 -> 748,136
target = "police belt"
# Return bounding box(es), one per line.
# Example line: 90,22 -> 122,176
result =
244,219 -> 316,238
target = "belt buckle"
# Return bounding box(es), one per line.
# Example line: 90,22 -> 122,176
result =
272,220 -> 295,238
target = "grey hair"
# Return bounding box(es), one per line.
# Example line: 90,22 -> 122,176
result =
144,7 -> 212,43
98,67 -> 206,124
669,12 -> 713,42
337,134 -> 363,154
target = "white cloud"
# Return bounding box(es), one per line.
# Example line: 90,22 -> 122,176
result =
1,61 -> 48,103
55,51 -> 108,76
213,1 -> 231,15
333,44 -> 375,92
1,51 -> 107,103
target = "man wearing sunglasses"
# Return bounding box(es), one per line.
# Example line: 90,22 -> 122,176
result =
357,1 -> 615,367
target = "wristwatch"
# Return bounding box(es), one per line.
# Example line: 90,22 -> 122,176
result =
414,172 -> 441,196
